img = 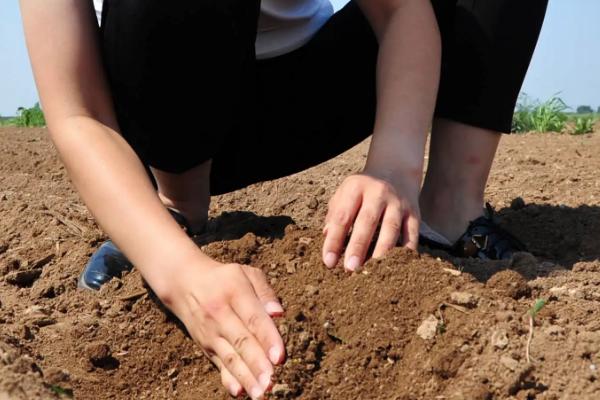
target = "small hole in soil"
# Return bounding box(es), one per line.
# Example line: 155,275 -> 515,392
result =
294,312 -> 306,322
91,356 -> 120,370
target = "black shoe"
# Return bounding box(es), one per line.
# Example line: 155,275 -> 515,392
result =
78,208 -> 195,291
420,203 -> 527,260
78,240 -> 132,290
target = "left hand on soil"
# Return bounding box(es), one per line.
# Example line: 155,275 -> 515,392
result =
322,173 -> 420,271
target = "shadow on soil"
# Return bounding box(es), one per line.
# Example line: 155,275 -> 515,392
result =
422,201 -> 600,283
195,211 -> 294,245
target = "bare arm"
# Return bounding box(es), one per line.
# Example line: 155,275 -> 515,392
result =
20,1 -> 283,397
359,0 -> 440,181
323,0 -> 440,269
20,0 -> 200,290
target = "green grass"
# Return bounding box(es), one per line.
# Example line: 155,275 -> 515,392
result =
0,103 -> 46,127
0,116 -> 15,126
15,103 -> 46,127
572,115 -> 596,135
512,95 -> 598,134
512,95 -> 569,133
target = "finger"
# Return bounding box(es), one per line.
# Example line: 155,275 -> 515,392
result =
241,266 -> 284,317
401,211 -> 420,250
322,191 -> 362,268
343,201 -> 385,271
372,204 -> 403,259
209,353 -> 243,397
230,284 -> 286,366
214,307 -> 273,395
212,337 -> 267,400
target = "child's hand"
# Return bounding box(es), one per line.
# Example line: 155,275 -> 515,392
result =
322,173 -> 420,271
158,261 -> 285,399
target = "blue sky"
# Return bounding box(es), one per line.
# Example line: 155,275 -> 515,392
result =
1,0 -> 599,116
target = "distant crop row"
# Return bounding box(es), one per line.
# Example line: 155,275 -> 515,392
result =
512,95 -> 598,135
0,103 -> 46,127
0,98 -> 597,134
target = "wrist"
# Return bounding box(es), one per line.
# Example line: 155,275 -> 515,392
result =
362,164 -> 421,198
365,136 -> 425,194
139,241 -> 220,302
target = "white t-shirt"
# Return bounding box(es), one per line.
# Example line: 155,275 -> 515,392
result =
93,0 -> 334,60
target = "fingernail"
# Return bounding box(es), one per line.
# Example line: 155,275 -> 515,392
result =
250,386 -> 263,400
259,372 -> 271,390
345,255 -> 360,271
264,301 -> 284,316
324,252 -> 338,268
269,346 -> 282,364
228,381 -> 242,397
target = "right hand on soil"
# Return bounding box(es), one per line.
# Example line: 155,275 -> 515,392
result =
322,173 -> 420,271
158,261 -> 285,399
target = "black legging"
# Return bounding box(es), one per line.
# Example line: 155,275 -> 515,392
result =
100,0 -> 548,195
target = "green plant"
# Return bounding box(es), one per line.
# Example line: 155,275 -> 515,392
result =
14,103 -> 46,127
572,115 -> 596,135
528,298 -> 546,318
511,94 -> 534,133
512,95 -> 569,133
529,97 -> 568,133
49,385 -> 73,398
526,298 -> 547,363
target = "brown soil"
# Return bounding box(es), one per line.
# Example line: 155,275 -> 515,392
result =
2,127 -> 600,399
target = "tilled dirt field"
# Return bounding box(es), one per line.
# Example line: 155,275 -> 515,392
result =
1,127 -> 600,399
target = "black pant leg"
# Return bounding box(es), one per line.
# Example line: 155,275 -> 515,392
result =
101,0 -> 260,173
432,0 -> 549,133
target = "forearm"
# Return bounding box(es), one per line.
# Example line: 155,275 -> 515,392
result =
51,117 -> 212,295
20,0 -> 214,297
363,0 -> 441,192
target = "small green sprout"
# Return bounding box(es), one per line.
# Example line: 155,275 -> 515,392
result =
526,298 -> 547,363
49,385 -> 73,398
528,298 -> 547,318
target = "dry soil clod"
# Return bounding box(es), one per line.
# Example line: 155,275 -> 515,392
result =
417,314 -> 439,340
